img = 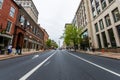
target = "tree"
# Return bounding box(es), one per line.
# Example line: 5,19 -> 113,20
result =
45,39 -> 58,49
63,24 -> 82,51
45,39 -> 51,49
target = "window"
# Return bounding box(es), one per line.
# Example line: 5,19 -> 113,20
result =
108,28 -> 116,47
116,25 -> 120,37
9,7 -> 15,17
6,21 -> 12,32
0,0 -> 3,9
95,23 -> 99,32
100,0 -> 107,9
95,0 -> 101,14
99,19 -> 104,30
96,6 -> 101,14
19,15 -> 25,25
105,14 -> 111,27
108,0 -> 113,3
97,34 -> 102,48
101,32 -> 108,48
112,8 -> 120,22
27,2 -> 29,5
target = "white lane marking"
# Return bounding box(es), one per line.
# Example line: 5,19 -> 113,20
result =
19,51 -> 56,80
67,51 -> 120,77
32,55 -> 39,59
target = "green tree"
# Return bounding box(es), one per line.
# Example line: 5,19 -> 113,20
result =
46,39 -> 51,49
63,24 -> 82,51
51,40 -> 58,48
45,39 -> 58,49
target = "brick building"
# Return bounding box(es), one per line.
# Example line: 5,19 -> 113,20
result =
0,0 -> 46,54
40,26 -> 49,49
0,0 -> 19,54
13,5 -> 44,52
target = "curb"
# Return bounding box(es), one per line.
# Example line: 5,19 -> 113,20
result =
76,51 -> 120,60
0,51 -> 42,61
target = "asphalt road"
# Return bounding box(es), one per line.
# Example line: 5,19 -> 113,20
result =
0,50 -> 120,80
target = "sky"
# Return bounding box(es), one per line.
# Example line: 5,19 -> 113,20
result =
33,0 -> 81,46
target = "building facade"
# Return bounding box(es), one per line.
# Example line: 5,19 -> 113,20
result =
15,0 -> 39,23
40,27 -> 49,50
89,0 -> 120,52
0,0 -> 46,54
0,0 -> 19,54
13,5 -> 44,52
73,0 -> 120,52
73,0 -> 93,50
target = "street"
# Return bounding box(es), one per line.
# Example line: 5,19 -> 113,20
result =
0,50 -> 120,80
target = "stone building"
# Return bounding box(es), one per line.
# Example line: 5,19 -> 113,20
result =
73,0 -> 93,50
89,0 -> 120,52
73,0 -> 120,52
14,0 -> 39,23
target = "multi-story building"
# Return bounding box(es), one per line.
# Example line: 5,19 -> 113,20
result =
89,0 -> 120,52
40,26 -> 49,49
13,5 -> 44,52
73,0 -> 120,52
0,0 -> 19,54
73,0 -> 93,50
72,15 -> 78,28
0,0 -> 45,54
14,0 -> 39,23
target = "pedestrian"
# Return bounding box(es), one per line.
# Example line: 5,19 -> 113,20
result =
7,44 -> 12,55
15,45 -> 20,55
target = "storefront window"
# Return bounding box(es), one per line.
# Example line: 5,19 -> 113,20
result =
108,28 -> 116,47
97,34 -> 102,48
116,25 -> 120,37
102,32 -> 108,48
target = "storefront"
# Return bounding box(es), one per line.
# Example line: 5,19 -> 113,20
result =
0,34 -> 12,54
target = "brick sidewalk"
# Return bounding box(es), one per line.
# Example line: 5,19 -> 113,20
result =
0,51 -> 43,60
77,50 -> 120,60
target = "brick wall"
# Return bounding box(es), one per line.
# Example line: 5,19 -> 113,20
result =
0,0 -> 19,35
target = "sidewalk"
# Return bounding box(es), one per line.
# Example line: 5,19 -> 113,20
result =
0,50 -> 43,60
77,50 -> 120,60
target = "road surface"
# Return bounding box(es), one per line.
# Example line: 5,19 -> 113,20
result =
0,50 -> 120,80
